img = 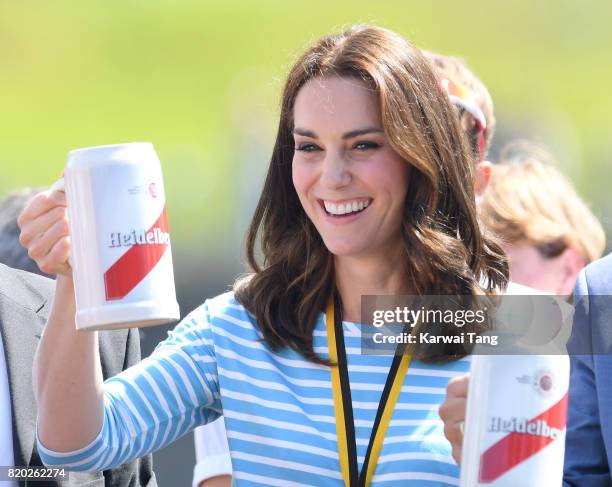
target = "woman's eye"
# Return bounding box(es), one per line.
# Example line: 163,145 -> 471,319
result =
353,141 -> 381,151
295,143 -> 321,153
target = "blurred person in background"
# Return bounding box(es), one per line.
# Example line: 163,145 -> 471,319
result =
17,25 -> 509,486
429,48 -> 606,473
424,50 -> 495,192
0,189 -> 157,487
190,48 -> 502,487
440,144 -> 608,477
479,141 -> 605,296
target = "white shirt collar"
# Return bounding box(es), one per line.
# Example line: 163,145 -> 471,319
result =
0,333 -> 18,486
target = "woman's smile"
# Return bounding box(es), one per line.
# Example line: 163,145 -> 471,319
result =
317,197 -> 372,225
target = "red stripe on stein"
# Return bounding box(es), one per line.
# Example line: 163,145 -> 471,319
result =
104,205 -> 170,300
478,393 -> 568,483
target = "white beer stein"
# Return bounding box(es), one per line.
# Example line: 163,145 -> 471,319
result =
56,142 -> 180,331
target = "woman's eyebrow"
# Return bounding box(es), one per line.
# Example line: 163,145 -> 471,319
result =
292,127 -> 383,139
341,127 -> 384,139
293,128 -> 317,138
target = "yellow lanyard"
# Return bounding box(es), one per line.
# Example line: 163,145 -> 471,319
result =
326,293 -> 415,487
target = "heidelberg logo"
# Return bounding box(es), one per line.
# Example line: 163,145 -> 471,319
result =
108,228 -> 170,248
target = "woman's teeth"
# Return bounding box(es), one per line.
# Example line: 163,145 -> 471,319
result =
323,199 -> 370,216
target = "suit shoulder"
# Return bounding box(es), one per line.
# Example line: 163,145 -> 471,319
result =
0,262 -> 54,312
583,253 -> 612,295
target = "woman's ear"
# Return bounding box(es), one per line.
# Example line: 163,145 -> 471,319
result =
474,160 -> 492,195
556,247 -> 586,296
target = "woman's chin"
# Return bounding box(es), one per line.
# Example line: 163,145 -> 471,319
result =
323,239 -> 370,258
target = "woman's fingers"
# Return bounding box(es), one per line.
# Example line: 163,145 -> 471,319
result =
24,208 -> 68,259
439,396 -> 467,424
441,396 -> 467,463
18,191 -> 66,245
439,373 -> 470,465
18,190 -> 66,228
451,444 -> 463,466
17,189 -> 72,276
38,236 -> 72,276
446,374 -> 469,398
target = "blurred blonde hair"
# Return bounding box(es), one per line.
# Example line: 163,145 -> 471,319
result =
479,141 -> 606,263
424,51 -> 495,157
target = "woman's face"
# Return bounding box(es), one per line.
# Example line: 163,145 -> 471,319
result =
292,76 -> 409,259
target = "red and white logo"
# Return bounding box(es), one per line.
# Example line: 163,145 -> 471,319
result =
103,204 -> 170,300
534,369 -> 555,396
478,393 -> 568,483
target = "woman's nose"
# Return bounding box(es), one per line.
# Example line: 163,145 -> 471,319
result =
320,152 -> 351,189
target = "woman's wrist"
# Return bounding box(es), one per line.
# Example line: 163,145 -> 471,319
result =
56,273 -> 74,290
48,273 -> 79,333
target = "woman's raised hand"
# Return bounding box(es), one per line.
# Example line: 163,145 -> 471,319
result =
17,187 -> 72,277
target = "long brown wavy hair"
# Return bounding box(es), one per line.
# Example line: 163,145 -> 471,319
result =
234,25 -> 509,364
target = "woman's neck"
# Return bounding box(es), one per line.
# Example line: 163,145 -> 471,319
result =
334,251 -> 409,323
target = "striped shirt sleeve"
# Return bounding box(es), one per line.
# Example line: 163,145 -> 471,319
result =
37,301 -> 221,471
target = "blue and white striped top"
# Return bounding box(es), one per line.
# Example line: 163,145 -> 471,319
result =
38,292 -> 470,486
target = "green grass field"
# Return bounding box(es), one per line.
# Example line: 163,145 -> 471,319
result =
1,0 -> 611,245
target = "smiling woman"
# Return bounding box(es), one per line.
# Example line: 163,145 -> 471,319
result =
236,25 -> 508,364
18,24 -> 508,487
292,77 -> 409,260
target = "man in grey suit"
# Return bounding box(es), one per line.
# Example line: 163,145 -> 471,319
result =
0,189 -> 157,486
